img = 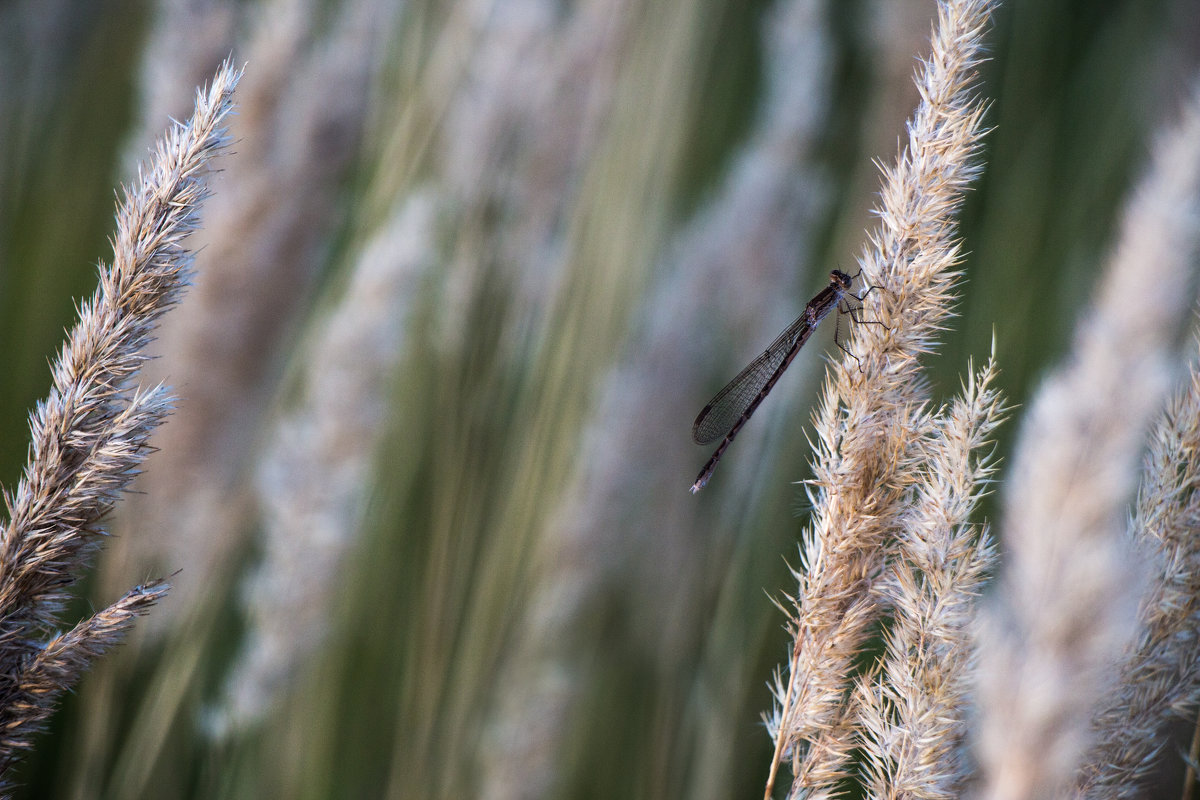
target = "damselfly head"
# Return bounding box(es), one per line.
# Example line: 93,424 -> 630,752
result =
830,269 -> 853,290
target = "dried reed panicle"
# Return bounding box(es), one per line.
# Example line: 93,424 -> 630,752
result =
1068,360 -> 1200,800
429,0 -> 636,359
766,0 -> 993,795
0,61 -> 240,778
114,0 -> 380,612
973,79 -> 1200,800
214,192 -> 436,735
857,357 -> 1003,800
1,579 -> 169,765
1071,88 -> 1200,800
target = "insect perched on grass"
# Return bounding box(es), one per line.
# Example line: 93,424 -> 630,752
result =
690,269 -> 884,493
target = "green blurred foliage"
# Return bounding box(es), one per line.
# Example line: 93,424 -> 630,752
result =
0,3 -> 148,479
0,0 -> 1190,798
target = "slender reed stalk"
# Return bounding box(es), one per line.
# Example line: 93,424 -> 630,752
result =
765,0 -> 994,796
1185,723 -> 1200,800
0,60 -> 240,783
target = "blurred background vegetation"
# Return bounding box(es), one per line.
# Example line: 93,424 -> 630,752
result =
0,0 -> 1195,797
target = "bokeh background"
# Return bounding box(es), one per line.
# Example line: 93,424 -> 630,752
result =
0,0 -> 1196,797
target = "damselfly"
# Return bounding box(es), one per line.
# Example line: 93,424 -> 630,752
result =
690,269 -> 882,493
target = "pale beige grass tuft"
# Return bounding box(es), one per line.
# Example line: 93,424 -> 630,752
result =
111,0 -> 384,617
857,356 -> 1004,800
0,60 -> 240,783
765,0 -> 995,796
214,192 -> 437,735
973,75 -> 1200,800
1069,84 -> 1200,800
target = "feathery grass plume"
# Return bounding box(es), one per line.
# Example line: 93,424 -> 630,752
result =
423,0 -> 638,356
1069,83 -> 1200,800
478,1 -> 833,795
973,78 -> 1200,800
1,579 -> 169,765
765,0 -> 994,795
213,192 -> 436,735
1070,353 -> 1200,800
0,60 -> 240,779
856,356 -> 1003,800
108,0 -> 382,615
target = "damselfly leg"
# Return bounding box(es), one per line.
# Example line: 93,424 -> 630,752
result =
832,278 -> 889,369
